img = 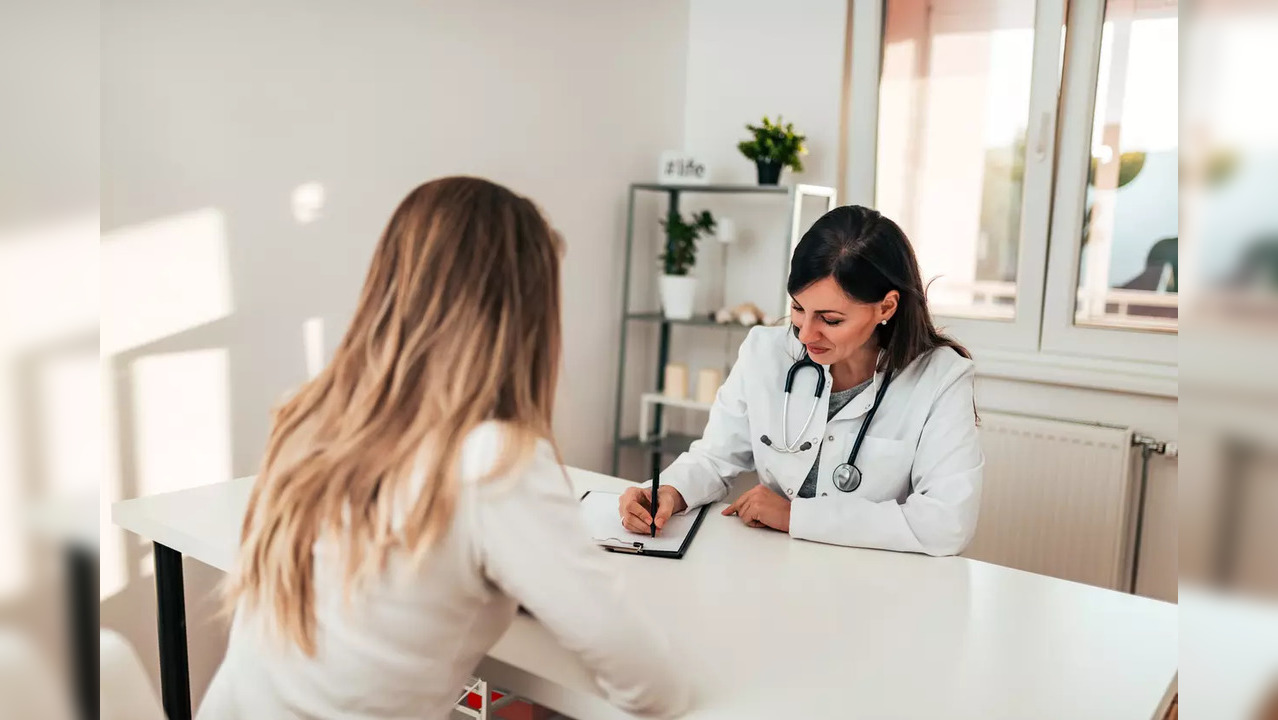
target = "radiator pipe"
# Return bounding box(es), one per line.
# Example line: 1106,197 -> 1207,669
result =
1129,434 -> 1177,594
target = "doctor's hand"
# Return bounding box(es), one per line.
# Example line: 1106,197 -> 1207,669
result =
618,485 -> 687,535
722,484 -> 791,532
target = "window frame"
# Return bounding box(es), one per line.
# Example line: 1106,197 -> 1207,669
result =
927,0 -> 1067,354
1039,0 -> 1179,364
845,0 -> 1178,381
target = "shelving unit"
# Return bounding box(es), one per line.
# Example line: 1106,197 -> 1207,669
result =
609,182 -> 837,477
638,393 -> 713,442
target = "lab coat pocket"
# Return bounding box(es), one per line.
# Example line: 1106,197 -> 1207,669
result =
853,437 -> 913,502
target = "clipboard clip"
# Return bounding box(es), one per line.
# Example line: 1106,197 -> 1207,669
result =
601,538 -> 644,553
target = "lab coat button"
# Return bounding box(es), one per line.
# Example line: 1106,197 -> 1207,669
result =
828,435 -> 835,442
821,492 -> 828,497
786,488 -> 794,496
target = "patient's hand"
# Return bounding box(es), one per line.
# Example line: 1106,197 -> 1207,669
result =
618,486 -> 687,535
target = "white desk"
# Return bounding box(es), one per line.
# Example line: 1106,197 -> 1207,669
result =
114,468 -> 1178,720
1180,588 -> 1278,720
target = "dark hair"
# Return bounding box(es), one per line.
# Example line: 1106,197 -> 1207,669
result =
788,205 -> 970,375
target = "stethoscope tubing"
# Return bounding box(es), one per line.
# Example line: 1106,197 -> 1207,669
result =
765,352 -> 894,493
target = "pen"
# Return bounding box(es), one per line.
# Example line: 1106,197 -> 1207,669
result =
650,450 -> 660,538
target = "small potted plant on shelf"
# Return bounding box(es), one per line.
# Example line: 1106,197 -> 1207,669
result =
737,115 -> 807,185
658,209 -> 716,320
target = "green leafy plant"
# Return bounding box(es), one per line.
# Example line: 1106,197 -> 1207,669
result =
1204,147 -> 1240,188
737,115 -> 808,172
658,210 -> 716,276
1087,150 -> 1146,188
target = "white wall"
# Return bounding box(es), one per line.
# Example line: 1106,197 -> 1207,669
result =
682,0 -> 848,319
682,0 -> 847,188
0,3 -> 99,709
101,0 -> 690,703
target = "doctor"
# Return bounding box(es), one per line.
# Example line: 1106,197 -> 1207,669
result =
619,205 -> 983,556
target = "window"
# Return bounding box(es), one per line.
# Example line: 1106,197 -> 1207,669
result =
873,0 -> 1066,352
876,0 -> 1039,322
1041,0 -> 1178,362
1072,9 -> 1178,333
1185,6 -> 1278,300
863,0 -> 1179,365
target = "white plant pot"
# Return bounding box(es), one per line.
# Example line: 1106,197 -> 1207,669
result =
659,274 -> 698,320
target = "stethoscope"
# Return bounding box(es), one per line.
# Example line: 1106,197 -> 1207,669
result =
759,353 -> 894,493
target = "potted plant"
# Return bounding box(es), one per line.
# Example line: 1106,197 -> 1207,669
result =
658,209 -> 716,319
737,115 -> 807,185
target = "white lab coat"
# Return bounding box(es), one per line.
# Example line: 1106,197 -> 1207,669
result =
660,325 -> 984,556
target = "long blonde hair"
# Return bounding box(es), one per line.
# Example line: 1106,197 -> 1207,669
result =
227,176 -> 563,653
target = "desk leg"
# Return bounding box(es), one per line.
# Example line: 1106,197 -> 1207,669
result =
154,542 -> 192,720
66,547 -> 97,720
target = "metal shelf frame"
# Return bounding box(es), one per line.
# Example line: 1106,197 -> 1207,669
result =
609,182 -> 837,476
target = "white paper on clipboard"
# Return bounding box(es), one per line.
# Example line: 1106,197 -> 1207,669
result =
579,491 -> 698,553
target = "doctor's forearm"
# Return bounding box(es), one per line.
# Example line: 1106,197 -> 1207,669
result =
788,495 -> 973,556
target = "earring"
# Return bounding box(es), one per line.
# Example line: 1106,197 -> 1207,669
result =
880,319 -> 888,325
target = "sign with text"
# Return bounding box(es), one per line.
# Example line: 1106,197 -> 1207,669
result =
658,151 -> 709,185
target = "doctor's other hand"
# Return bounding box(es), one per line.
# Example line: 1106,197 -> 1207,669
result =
618,485 -> 687,535
722,484 -> 791,532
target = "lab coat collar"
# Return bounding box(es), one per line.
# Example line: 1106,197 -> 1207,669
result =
826,348 -> 889,422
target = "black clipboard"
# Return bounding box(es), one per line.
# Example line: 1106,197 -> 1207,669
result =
578,490 -> 710,559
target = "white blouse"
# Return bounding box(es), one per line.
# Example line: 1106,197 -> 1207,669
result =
198,422 -> 690,719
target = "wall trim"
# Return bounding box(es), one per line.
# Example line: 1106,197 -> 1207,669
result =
973,347 -> 1178,398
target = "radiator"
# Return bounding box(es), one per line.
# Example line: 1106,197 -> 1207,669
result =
964,412 -> 1136,591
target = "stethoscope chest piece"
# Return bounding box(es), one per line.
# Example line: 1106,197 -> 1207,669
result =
832,463 -> 862,493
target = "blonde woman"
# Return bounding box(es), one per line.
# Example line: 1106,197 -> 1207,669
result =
198,177 -> 690,719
